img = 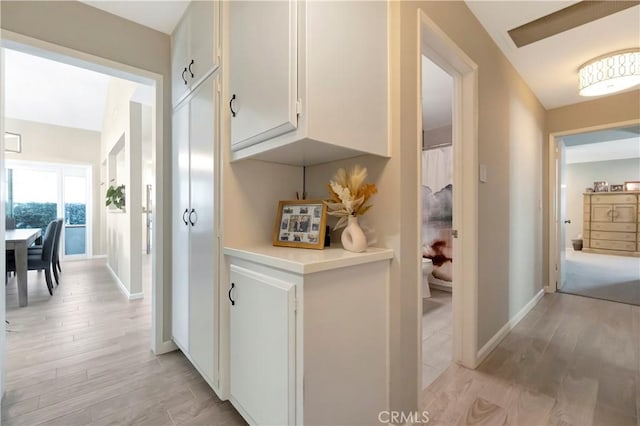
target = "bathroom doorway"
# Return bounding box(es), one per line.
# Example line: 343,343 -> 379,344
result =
420,55 -> 454,389
417,11 -> 479,396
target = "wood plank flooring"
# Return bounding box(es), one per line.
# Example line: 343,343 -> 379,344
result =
422,292 -> 640,425
2,258 -> 245,426
422,290 -> 453,389
5,259 -> 638,425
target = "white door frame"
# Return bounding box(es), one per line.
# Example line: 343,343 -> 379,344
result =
417,10 -> 479,374
0,29 -> 172,398
547,118 -> 640,292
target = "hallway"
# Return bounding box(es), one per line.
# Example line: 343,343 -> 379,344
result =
2,259 -> 244,425
422,292 -> 639,425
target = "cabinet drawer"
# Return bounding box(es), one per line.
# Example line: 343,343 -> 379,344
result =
583,195 -> 591,206
591,194 -> 637,204
590,239 -> 636,251
591,222 -> 637,232
583,238 -> 590,248
591,205 -> 611,222
583,204 -> 591,214
590,231 -> 636,242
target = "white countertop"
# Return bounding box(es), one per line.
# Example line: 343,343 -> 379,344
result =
223,244 -> 394,274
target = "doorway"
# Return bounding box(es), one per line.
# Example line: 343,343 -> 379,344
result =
551,122 -> 640,305
6,161 -> 92,259
420,54 -> 454,389
0,34 -> 168,398
418,10 -> 479,393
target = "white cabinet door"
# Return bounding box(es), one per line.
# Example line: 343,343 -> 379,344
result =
172,14 -> 190,107
229,265 -> 296,426
172,100 -> 190,350
188,0 -> 217,87
188,75 -> 218,384
229,0 -> 298,149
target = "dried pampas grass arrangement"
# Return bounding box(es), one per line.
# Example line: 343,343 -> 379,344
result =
324,165 -> 377,230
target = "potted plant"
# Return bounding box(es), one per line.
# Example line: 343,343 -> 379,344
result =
105,184 -> 126,210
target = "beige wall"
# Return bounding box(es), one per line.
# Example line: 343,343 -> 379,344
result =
1,0 -> 173,341
308,0 -> 547,413
5,118 -> 102,255
101,78 -> 143,296
307,2 -> 545,410
544,90 -> 640,284
565,158 -> 640,248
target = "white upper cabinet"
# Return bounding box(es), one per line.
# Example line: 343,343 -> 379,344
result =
172,1 -> 219,107
229,0 -> 298,150
228,0 -> 390,166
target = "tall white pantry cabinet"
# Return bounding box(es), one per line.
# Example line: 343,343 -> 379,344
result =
171,0 -> 221,391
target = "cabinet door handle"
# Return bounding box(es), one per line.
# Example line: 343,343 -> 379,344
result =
228,282 -> 235,306
182,208 -> 189,225
188,59 -> 194,78
230,94 -> 237,117
182,67 -> 188,85
189,208 -> 197,226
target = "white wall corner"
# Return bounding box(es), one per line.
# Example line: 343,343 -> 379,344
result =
106,262 -> 142,301
475,289 -> 544,366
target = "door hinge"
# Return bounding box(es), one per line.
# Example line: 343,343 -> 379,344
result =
296,99 -> 302,116
452,229 -> 458,238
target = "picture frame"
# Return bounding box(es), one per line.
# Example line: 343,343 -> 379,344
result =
624,181 -> 640,192
593,181 -> 609,192
4,132 -> 21,153
273,200 -> 327,249
610,184 -> 624,192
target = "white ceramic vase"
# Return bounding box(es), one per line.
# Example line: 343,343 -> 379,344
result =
341,215 -> 367,253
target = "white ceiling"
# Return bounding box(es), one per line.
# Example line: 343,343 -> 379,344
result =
465,1 -> 640,109
79,1 -> 189,34
4,49 -> 155,132
4,49 -> 112,132
565,137 -> 640,164
422,55 -> 453,131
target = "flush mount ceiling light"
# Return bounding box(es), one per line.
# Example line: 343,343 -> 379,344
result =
579,49 -> 640,97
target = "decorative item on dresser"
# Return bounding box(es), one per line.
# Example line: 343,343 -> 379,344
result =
583,192 -> 639,257
593,181 -> 609,192
610,184 -> 624,192
624,181 -> 640,192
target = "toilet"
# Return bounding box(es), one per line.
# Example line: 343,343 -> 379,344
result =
422,258 -> 433,298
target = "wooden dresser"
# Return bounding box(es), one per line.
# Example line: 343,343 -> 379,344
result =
583,192 -> 639,257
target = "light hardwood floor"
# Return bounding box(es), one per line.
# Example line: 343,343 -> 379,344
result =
422,292 -> 640,425
3,258 -> 245,426
423,290 -> 453,389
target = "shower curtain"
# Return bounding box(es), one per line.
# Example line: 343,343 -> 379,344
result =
422,147 -> 453,283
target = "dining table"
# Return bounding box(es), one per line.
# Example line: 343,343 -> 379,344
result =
5,228 -> 42,307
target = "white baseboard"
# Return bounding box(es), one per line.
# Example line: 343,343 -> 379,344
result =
154,339 -> 178,355
476,289 -> 544,365
106,263 -> 143,301
92,254 -> 107,259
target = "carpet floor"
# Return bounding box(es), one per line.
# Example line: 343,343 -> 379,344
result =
561,250 -> 640,306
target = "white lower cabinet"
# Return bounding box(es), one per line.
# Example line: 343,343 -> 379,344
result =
229,265 -> 296,425
225,246 -> 393,425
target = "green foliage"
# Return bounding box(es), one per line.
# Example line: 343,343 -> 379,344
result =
106,184 -> 125,209
65,203 -> 86,225
12,202 -> 57,234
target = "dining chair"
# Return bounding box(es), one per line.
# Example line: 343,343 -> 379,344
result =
28,219 -> 63,285
6,220 -> 57,295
